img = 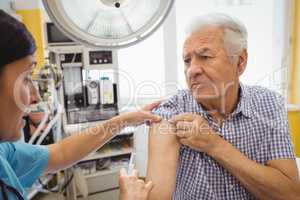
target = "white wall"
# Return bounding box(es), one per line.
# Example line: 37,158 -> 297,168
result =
118,27 -> 166,108
0,0 -> 12,13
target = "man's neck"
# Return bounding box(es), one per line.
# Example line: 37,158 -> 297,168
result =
199,83 -> 240,125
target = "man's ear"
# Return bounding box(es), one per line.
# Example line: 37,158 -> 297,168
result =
237,50 -> 248,76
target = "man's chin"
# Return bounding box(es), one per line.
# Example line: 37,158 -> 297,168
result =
191,89 -> 221,100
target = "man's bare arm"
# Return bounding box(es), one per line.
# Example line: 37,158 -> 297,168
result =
146,120 -> 181,200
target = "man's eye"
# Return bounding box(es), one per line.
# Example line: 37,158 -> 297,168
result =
199,55 -> 212,60
184,58 -> 191,65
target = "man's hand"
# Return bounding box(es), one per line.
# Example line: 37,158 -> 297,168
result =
119,168 -> 153,200
169,113 -> 226,155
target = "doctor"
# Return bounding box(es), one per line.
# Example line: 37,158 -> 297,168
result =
0,10 -> 158,200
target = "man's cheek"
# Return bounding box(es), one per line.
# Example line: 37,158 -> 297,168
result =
185,69 -> 192,80
185,72 -> 192,87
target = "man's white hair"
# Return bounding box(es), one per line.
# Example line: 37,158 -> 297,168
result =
185,13 -> 248,56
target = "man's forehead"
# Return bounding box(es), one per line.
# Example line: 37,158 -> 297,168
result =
185,32 -> 222,45
183,28 -> 224,53
183,39 -> 218,55
183,47 -> 214,56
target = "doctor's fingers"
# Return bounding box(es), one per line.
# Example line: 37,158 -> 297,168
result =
142,100 -> 163,111
139,111 -> 162,123
129,169 -> 139,178
145,181 -> 154,192
120,169 -> 139,179
179,138 -> 196,148
120,168 -> 128,177
134,180 -> 154,192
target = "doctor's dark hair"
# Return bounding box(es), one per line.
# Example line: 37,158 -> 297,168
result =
0,9 -> 36,74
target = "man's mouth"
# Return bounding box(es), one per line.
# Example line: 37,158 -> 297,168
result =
191,80 -> 215,89
191,83 -> 205,90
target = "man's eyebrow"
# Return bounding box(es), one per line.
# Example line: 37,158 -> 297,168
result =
183,47 -> 214,59
195,48 -> 213,54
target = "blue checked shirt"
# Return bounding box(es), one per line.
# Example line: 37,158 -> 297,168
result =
153,83 -> 295,200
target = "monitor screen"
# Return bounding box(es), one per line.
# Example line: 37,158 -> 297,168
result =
46,23 -> 75,44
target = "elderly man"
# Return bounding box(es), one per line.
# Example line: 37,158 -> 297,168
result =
146,13 -> 300,200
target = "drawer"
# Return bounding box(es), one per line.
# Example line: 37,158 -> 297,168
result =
78,189 -> 119,200
85,170 -> 119,194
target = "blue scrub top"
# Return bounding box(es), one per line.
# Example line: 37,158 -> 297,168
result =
0,142 -> 49,200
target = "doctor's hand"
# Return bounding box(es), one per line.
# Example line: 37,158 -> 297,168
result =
119,168 -> 153,200
118,101 -> 162,128
169,113 -> 226,155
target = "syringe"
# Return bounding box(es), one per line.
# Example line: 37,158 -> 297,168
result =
127,152 -> 136,176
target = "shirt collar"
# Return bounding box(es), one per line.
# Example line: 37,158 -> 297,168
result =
232,82 -> 252,118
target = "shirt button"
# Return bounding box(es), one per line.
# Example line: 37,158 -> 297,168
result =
229,184 -> 235,191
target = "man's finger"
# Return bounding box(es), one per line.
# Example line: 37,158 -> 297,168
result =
176,130 -> 192,139
176,121 -> 193,131
179,138 -> 192,147
169,113 -> 196,124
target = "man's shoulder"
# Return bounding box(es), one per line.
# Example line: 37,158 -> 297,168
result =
244,84 -> 283,103
163,89 -> 190,103
243,84 -> 285,115
159,89 -> 191,107
153,89 -> 190,119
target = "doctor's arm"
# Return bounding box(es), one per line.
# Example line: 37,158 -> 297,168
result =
146,120 -> 180,200
45,102 -> 161,173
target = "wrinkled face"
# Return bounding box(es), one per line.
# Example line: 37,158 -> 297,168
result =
183,26 -> 241,103
0,55 -> 40,141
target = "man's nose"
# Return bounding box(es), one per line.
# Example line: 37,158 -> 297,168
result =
30,82 -> 42,104
186,58 -> 204,79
